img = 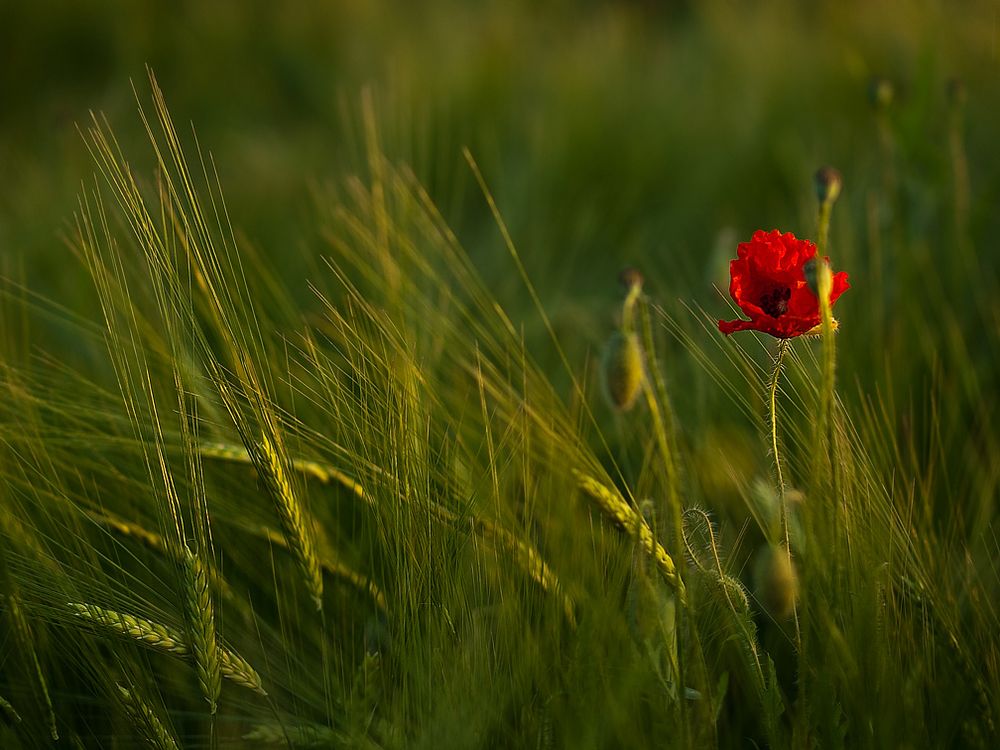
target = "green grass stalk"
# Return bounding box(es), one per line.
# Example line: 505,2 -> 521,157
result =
8,594 -> 58,740
0,693 -> 20,725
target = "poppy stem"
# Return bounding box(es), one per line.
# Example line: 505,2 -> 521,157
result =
768,339 -> 790,504
815,256 -> 846,571
816,201 -> 833,258
621,281 -> 642,334
768,339 -> 802,654
814,169 -> 841,510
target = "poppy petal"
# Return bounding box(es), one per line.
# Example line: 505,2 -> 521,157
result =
720,230 -> 849,339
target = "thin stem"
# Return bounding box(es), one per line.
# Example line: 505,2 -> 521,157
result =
768,339 -> 801,653
816,200 -> 832,258
621,283 -> 641,334
814,190 -> 840,509
638,297 -> 684,578
768,339 -> 790,506
815,256 -> 840,524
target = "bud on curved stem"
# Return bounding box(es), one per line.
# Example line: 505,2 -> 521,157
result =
602,268 -> 648,411
619,267 -> 644,334
601,331 -> 644,411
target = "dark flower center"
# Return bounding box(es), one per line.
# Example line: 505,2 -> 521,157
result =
760,286 -> 791,317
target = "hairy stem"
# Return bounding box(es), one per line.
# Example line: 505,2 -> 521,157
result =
768,340 -> 790,506
768,340 -> 801,653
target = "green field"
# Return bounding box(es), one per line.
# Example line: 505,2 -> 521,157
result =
1,1 -> 998,747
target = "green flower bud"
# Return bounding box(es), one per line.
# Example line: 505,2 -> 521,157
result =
814,166 -> 842,205
601,331 -> 644,411
803,256 -> 832,298
719,574 -> 750,613
803,258 -> 818,296
618,267 -> 645,293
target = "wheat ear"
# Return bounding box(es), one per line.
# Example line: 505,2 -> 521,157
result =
207,369 -> 325,611
430,505 -> 576,625
204,440 -> 572,620
200,441 -> 364,496
87,510 -> 254,623
258,526 -> 388,613
181,550 -> 221,714
218,647 -> 268,695
70,602 -> 266,695
116,685 -> 180,750
91,504 -> 382,616
254,432 -> 324,611
573,471 -> 686,603
71,602 -> 189,654
88,511 -> 165,551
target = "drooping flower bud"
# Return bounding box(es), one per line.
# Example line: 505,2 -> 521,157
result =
814,166 -> 842,205
601,331 -> 644,411
712,573 -> 750,613
618,267 -> 644,293
802,256 -> 833,299
803,258 -> 818,296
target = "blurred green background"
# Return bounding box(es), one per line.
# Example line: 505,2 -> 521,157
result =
4,1 -> 997,275
2,0 -> 998,424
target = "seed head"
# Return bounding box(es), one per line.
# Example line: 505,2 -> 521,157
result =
719,574 -> 750,613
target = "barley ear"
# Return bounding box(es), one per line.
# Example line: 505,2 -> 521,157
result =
181,550 -> 221,714
256,432 -> 324,611
473,516 -> 576,626
219,646 -> 268,696
70,602 -> 266,696
116,685 -> 180,750
573,471 -> 686,603
69,602 -> 190,656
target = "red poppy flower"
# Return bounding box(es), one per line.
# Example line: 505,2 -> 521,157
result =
718,229 -> 849,339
